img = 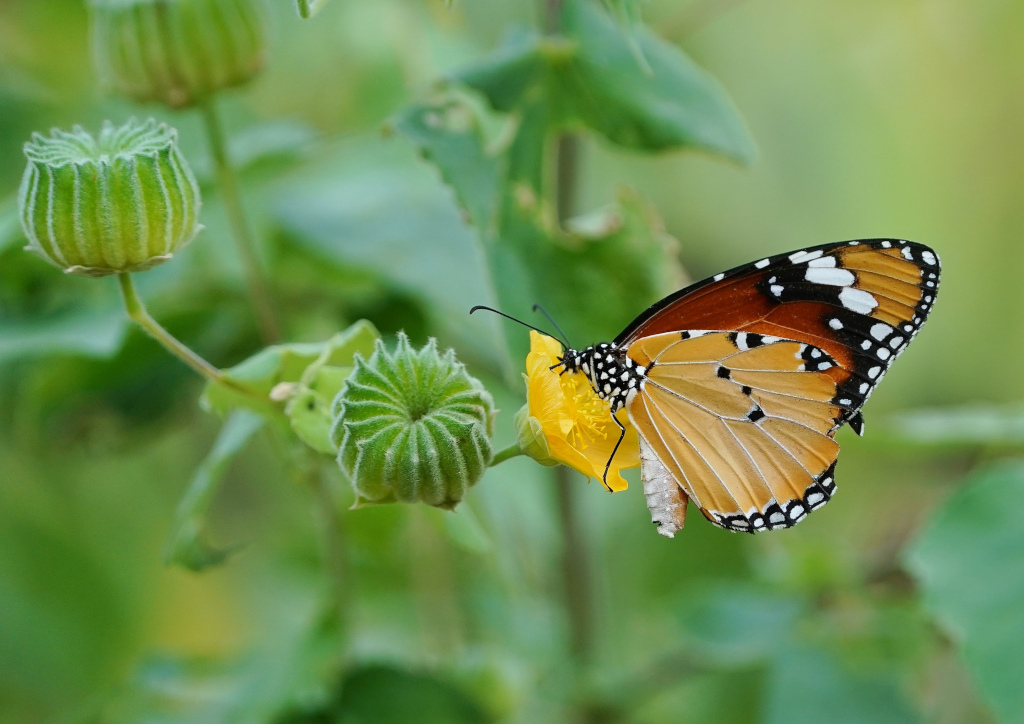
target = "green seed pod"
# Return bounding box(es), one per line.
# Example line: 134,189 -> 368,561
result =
90,0 -> 267,109
331,334 -> 496,510
19,118 -> 202,277
513,404 -> 559,467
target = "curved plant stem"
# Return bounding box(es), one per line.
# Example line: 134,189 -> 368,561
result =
119,273 -> 225,384
199,97 -> 282,343
490,443 -> 525,466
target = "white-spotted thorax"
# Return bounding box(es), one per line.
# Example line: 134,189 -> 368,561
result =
559,342 -> 647,413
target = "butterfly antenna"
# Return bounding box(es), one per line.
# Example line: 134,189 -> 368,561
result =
531,304 -> 572,349
469,305 -> 566,347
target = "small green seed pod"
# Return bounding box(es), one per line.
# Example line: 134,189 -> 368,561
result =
90,0 -> 267,109
331,334 -> 496,510
19,118 -> 202,277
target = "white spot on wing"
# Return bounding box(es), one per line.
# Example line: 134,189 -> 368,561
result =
828,318 -> 843,330
713,273 -> 725,281
806,267 -> 856,286
807,256 -> 837,268
868,366 -> 881,379
921,250 -> 937,266
755,258 -> 770,268
770,284 -> 784,296
870,323 -> 892,340
839,287 -> 878,314
902,246 -> 914,260
789,249 -> 824,263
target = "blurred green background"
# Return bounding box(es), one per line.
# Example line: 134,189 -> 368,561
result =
1,0 -> 1022,722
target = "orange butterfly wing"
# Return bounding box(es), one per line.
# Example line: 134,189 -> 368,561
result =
626,331 -> 843,533
617,239 -> 940,435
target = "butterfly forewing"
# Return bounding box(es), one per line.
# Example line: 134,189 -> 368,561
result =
626,331 -> 842,533
616,239 -> 940,434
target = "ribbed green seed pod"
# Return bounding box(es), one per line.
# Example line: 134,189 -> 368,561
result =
19,118 -> 202,277
90,0 -> 267,109
331,334 -> 496,510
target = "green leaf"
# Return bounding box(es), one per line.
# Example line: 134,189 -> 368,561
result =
452,0 -> 755,161
201,320 -> 380,420
389,98 -> 503,230
906,461 -> 1024,724
336,665 -> 492,724
765,644 -> 920,724
0,308 -> 128,362
272,143 -> 497,355
888,404 -> 1024,446
163,410 -> 264,572
393,96 -> 685,361
560,0 -> 755,160
284,365 -> 352,456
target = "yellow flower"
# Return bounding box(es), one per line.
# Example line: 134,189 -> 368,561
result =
523,331 -> 640,491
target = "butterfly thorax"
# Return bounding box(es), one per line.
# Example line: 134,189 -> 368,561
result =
560,342 -> 647,413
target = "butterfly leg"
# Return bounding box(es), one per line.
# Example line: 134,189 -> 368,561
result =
602,413 -> 627,492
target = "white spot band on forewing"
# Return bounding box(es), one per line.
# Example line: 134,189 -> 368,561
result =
805,267 -> 856,286
838,287 -> 878,314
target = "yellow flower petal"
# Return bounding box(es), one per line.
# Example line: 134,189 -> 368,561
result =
525,331 -> 640,491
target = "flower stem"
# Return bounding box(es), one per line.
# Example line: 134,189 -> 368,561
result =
199,97 -> 282,343
118,272 -> 226,385
556,466 -> 595,664
489,443 -> 525,467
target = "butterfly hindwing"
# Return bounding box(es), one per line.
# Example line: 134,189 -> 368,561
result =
615,239 -> 940,435
626,331 -> 842,533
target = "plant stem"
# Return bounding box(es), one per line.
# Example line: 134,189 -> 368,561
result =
118,273 -> 227,385
199,97 -> 282,343
547,0 -> 598,682
556,466 -> 595,664
490,443 -> 525,467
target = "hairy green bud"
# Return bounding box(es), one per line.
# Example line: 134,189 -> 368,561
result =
19,118 -> 202,277
90,0 -> 267,109
331,334 -> 495,510
513,404 -> 559,467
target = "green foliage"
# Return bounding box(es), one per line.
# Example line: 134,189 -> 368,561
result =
393,97 -> 685,357
455,0 -> 755,160
333,665 -> 492,724
202,319 -> 379,424
907,462 -> 1024,724
163,410 -> 264,571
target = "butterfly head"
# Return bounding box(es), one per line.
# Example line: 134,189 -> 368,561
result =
556,343 -> 643,413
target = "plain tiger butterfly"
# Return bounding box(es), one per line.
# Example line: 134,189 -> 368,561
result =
475,239 -> 940,536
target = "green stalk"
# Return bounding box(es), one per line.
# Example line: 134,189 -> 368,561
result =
119,272 -> 226,384
546,0 -> 599,689
490,443 -> 525,467
199,98 -> 282,343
